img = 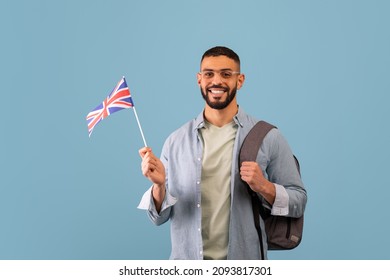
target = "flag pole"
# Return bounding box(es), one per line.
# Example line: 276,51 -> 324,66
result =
122,76 -> 148,147
132,106 -> 148,147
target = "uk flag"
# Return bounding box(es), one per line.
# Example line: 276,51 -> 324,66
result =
86,77 -> 134,137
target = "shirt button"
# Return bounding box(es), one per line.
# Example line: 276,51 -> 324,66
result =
197,204 -> 200,208
196,181 -> 200,185
197,158 -> 201,161
200,251 -> 203,255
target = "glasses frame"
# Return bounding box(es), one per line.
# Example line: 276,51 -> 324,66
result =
198,70 -> 241,80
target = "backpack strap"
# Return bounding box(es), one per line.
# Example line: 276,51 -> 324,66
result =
239,121 -> 276,260
239,121 -> 276,164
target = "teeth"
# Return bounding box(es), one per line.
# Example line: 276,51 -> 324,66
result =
210,90 -> 224,94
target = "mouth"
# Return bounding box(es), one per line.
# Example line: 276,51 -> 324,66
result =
207,87 -> 228,97
201,85 -> 237,110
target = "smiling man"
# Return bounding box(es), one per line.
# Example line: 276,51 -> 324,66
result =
138,46 -> 307,260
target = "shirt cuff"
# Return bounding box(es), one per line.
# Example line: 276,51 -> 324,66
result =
271,183 -> 289,216
137,185 -> 177,215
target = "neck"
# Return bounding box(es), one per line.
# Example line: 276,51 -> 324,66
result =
203,102 -> 238,127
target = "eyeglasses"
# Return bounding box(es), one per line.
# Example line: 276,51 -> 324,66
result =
198,70 -> 241,80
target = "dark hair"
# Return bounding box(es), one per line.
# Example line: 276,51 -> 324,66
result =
201,46 -> 240,66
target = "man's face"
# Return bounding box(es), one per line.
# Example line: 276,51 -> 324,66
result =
197,56 -> 245,110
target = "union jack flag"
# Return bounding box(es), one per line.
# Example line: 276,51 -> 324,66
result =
86,77 -> 134,137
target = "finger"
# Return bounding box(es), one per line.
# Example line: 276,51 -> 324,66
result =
240,174 -> 251,184
142,162 -> 158,176
240,168 -> 249,175
240,166 -> 253,174
240,170 -> 253,179
242,162 -> 259,172
139,147 -> 152,158
143,152 -> 159,168
142,157 -> 157,172
241,161 -> 258,167
241,161 -> 255,165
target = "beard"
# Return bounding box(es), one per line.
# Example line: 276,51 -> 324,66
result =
200,85 -> 237,110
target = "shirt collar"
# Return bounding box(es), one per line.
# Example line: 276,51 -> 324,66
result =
194,106 -> 245,131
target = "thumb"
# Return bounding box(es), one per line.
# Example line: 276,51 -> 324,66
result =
139,147 -> 152,158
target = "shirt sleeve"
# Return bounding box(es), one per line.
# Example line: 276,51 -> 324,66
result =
270,183 -> 289,215
137,185 -> 177,225
263,129 -> 307,218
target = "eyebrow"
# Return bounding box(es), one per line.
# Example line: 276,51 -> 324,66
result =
201,68 -> 234,71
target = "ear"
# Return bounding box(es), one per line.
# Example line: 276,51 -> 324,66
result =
196,72 -> 202,86
237,74 -> 245,90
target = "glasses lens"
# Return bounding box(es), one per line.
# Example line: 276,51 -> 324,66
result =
201,70 -> 238,79
220,71 -> 233,79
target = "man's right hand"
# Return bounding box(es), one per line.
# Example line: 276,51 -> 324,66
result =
139,147 -> 166,212
139,147 -> 166,186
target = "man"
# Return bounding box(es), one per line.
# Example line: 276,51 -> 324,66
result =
138,46 -> 307,260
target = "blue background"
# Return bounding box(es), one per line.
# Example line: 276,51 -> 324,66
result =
1,0 -> 389,260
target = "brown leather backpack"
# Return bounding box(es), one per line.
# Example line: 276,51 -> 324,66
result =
239,121 -> 304,259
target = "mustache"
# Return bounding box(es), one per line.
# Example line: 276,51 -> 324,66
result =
207,85 -> 229,91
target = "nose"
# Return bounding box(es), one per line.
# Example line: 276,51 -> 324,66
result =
211,73 -> 223,85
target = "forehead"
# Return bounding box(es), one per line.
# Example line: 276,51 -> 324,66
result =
200,55 -> 239,70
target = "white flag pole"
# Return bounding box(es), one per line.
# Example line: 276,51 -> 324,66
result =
122,76 -> 148,147
132,106 -> 148,147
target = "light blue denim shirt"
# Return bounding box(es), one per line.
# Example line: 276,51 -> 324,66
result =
138,108 -> 307,260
